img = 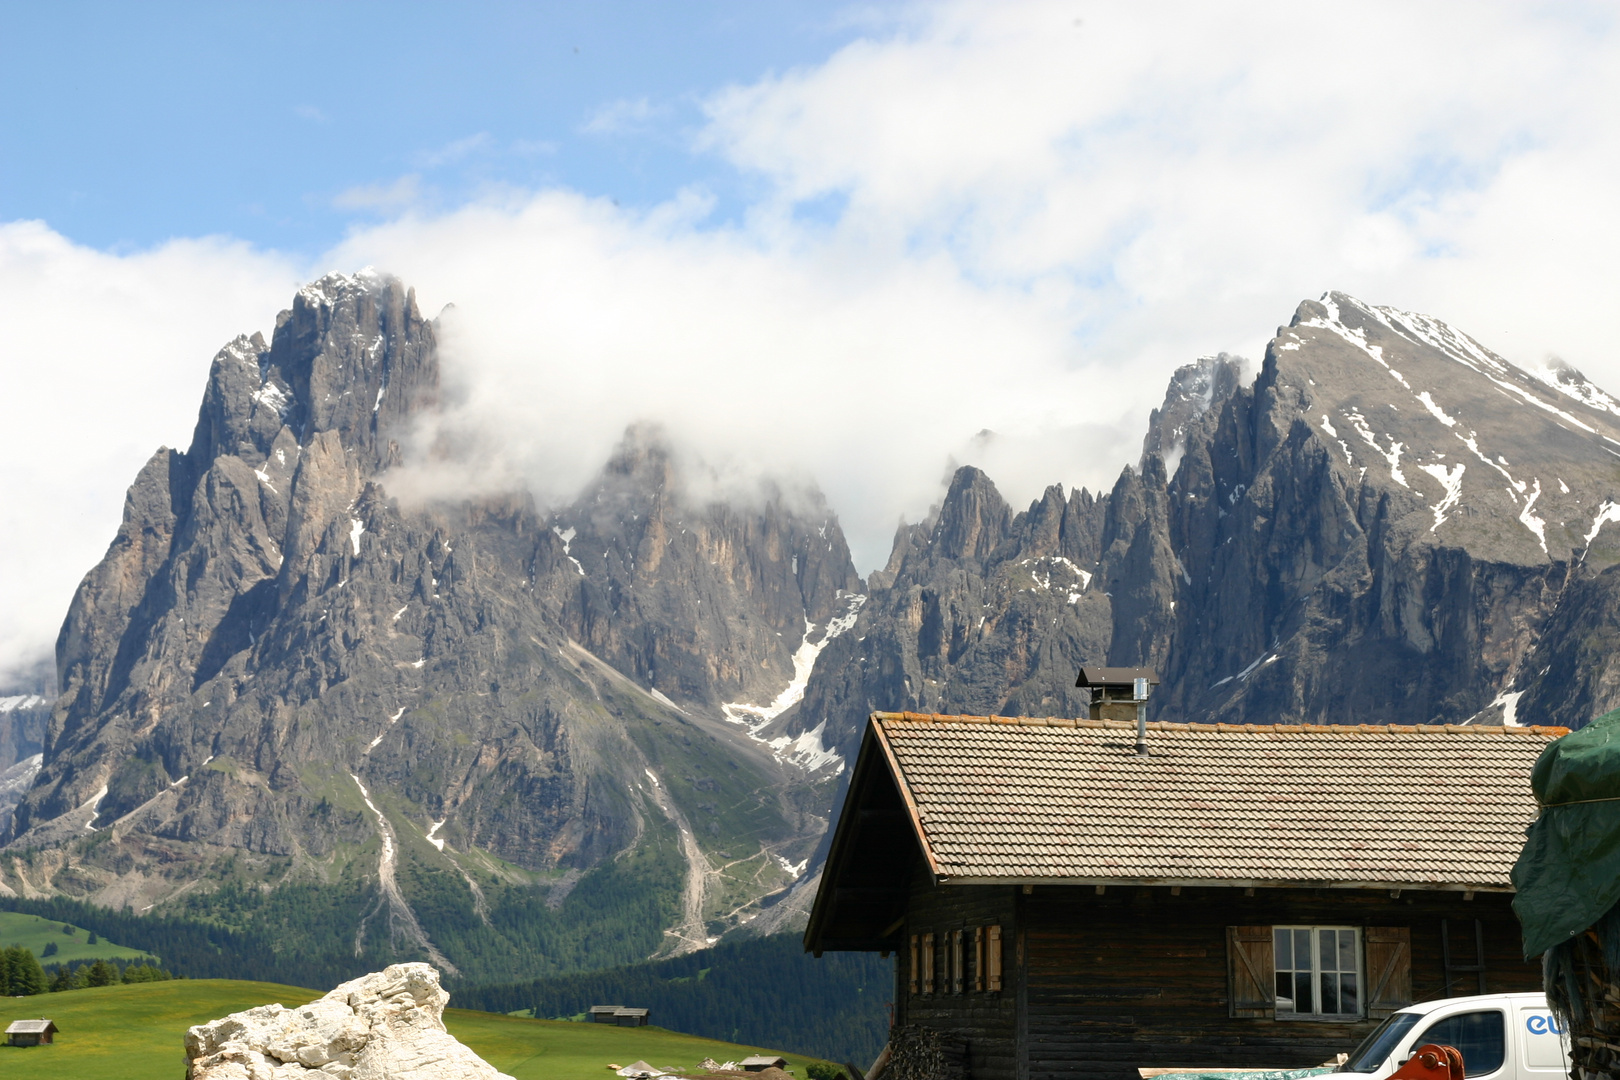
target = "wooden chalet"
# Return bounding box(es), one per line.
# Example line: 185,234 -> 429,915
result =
805,710 -> 1566,1080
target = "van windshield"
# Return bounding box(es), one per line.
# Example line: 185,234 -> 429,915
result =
1340,1013 -> 1422,1072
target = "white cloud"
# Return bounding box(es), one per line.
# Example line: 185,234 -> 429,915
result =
326,186 -> 1097,561
0,222 -> 300,684
4,0 -> 1620,682
416,132 -> 493,169
332,175 -> 424,211
582,96 -> 671,135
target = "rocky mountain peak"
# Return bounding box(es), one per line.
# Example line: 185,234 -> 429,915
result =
930,466 -> 1011,564
191,270 -> 436,475
1142,352 -> 1247,472
1267,290 -> 1620,566
7,274 -> 871,971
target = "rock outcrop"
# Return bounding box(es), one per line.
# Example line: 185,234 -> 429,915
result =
186,962 -> 509,1080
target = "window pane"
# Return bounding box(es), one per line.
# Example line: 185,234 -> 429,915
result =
1295,930 -> 1312,970
1340,972 -> 1359,1016
1415,1011 -> 1506,1077
1339,929 -> 1356,971
1276,928 -> 1292,969
1277,972 -> 1294,1011
1320,929 -> 1335,971
1296,971 -> 1313,1014
1321,970 -> 1340,1014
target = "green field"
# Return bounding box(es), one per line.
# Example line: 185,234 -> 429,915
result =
0,911 -> 153,965
0,979 -> 830,1080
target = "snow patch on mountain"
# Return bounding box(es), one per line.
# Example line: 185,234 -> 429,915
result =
251,381 -> 289,414
1343,408 -> 1408,487
552,525 -> 584,575
1018,556 -> 1092,594
1417,462 -> 1466,531
1530,361 -> 1620,419
1585,500 -> 1620,549
1487,689 -> 1527,727
1417,392 -> 1458,428
722,593 -> 866,772
1518,479 -> 1548,554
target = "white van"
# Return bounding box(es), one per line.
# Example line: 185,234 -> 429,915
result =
1337,993 -> 1571,1080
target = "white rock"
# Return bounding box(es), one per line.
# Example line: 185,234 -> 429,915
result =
186,963 -> 512,1080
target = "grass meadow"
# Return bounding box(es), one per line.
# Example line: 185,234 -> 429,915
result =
0,978 -> 827,1080
0,910 -> 153,965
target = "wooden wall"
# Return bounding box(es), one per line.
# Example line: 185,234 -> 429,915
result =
900,867 -> 1021,1080
897,881 -> 1538,1080
1023,886 -> 1535,1080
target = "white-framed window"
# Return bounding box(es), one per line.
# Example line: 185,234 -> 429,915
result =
1275,926 -> 1362,1018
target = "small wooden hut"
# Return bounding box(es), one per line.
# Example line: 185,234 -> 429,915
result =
741,1055 -> 790,1071
5,1018 -> 58,1046
590,1005 -> 650,1026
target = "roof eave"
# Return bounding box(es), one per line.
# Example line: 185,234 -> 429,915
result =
871,716 -> 943,883
936,874 -> 1513,893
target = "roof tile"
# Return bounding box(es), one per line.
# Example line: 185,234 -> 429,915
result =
872,712 -> 1562,889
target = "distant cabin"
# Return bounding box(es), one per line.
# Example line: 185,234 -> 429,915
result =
806,711 -> 1566,1080
590,1005 -> 650,1026
5,1019 -> 58,1046
741,1055 -> 790,1071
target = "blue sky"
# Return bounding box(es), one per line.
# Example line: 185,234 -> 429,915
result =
0,1 -> 858,253
2,2 -> 1618,683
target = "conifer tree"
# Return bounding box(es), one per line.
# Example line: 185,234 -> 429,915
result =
11,948 -> 46,995
85,958 -> 117,987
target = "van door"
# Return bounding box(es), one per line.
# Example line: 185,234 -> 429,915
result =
1406,1010 -> 1508,1079
1516,1005 -> 1572,1080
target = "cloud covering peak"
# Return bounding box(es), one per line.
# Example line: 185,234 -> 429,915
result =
4,0 -> 1619,683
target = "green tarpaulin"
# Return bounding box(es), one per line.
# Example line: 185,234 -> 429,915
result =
1512,707 -> 1620,958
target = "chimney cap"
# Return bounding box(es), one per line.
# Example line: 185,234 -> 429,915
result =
1075,666 -> 1160,689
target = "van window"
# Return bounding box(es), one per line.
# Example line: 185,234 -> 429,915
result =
1341,1013 -> 1421,1072
1414,1011 -> 1506,1077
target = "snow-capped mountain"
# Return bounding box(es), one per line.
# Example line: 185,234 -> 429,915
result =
9,282 -> 1620,985
769,291 -> 1620,769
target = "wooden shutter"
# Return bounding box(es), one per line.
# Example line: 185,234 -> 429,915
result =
1366,927 -> 1412,1018
909,935 -> 919,995
973,926 -> 985,993
952,930 -> 965,994
922,933 -> 935,995
987,925 -> 1004,992
1227,926 -> 1275,1018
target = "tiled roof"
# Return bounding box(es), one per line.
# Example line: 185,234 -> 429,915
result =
872,712 -> 1566,891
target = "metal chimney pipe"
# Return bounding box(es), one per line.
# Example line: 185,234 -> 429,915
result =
1133,676 -> 1150,756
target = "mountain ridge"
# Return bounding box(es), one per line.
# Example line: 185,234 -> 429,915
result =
7,279 -> 1620,987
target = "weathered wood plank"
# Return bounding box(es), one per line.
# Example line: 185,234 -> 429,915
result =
894,881 -> 1537,1080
